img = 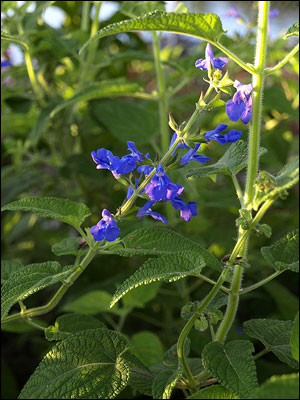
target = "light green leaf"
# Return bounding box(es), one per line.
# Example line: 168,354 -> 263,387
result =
50,80 -> 151,118
291,312 -> 299,363
187,140 -> 267,179
122,282 -> 161,309
120,1 -> 165,18
1,197 -> 91,228
243,319 -> 298,369
101,227 -> 221,271
261,230 -> 299,273
1,262 -> 76,321
187,385 -> 238,399
1,260 -> 24,284
45,314 -> 105,341
122,350 -> 153,396
284,22 -> 299,39
202,340 -> 258,398
110,251 -> 205,308
19,328 -> 130,399
251,373 -> 299,399
152,368 -> 181,399
62,290 -> 118,315
79,11 -> 226,55
130,331 -> 164,368
51,237 -> 87,257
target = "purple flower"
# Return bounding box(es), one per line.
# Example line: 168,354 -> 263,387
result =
170,197 -> 197,222
144,165 -> 184,202
195,43 -> 228,71
180,143 -> 210,166
127,141 -> 144,163
91,148 -> 121,178
90,209 -> 120,242
204,124 -> 242,145
126,179 -> 145,200
223,6 -> 241,19
226,80 -> 253,124
269,9 -> 279,19
137,201 -> 167,224
169,132 -> 189,155
137,165 -> 155,176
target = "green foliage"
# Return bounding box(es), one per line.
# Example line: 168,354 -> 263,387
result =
1,197 -> 91,228
201,340 -> 258,398
1,262 -> 76,321
284,22 -> 299,39
151,368 -> 181,399
18,328 -> 131,399
62,290 -> 117,315
1,260 -> 24,283
243,319 -> 298,369
187,385 -> 238,399
290,312 -> 299,363
261,229 -> 299,272
251,373 -> 299,399
120,1 -> 166,18
163,339 -> 190,368
51,237 -> 87,257
130,331 -> 164,368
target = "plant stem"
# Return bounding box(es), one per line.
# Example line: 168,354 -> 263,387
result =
265,43 -> 299,76
81,1 -> 90,32
191,273 -> 230,294
231,174 -> 244,206
240,271 -> 283,295
177,270 -> 226,391
253,347 -> 270,360
213,42 -> 255,74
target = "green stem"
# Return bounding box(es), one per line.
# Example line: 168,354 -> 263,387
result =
231,174 -> 244,206
253,347 -> 270,360
23,318 -> 46,331
177,270 -> 226,390
213,42 -> 255,74
240,271 -> 282,295
81,1 -> 90,32
192,273 -> 230,294
265,43 -> 299,76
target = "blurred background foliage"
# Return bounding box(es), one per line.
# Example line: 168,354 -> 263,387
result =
1,1 -> 299,398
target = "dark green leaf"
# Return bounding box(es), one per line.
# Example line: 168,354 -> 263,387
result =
284,22 -> 299,39
51,237 -> 88,257
1,260 -> 24,284
130,331 -> 164,368
251,373 -> 299,399
122,350 -> 153,396
187,385 -> 238,399
62,290 -> 119,315
152,368 -> 181,399
290,312 -> 299,363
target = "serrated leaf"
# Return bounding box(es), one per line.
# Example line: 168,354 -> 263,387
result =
187,385 -> 238,399
284,22 -> 299,39
1,197 -> 91,228
45,314 -> 105,341
50,80 -> 150,118
120,1 -> 165,18
1,260 -> 24,283
51,237 -> 88,257
202,340 -> 258,398
63,290 -> 118,315
130,331 -> 164,368
110,251 -> 205,308
102,227 -> 221,271
163,339 -> 190,368
261,230 -> 299,272
290,312 -> 299,362
243,319 -> 298,369
80,11 -> 226,55
19,328 -> 130,399
187,140 -> 267,178
1,262 -> 76,321
251,373 -> 299,399
122,350 -> 154,396
152,368 -> 181,399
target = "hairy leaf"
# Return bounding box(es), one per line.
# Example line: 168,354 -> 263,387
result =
51,237 -> 88,257
243,319 -> 298,369
19,328 -> 130,399
1,260 -> 24,284
261,229 -> 299,272
152,368 -> 181,399
1,262 -> 76,321
1,197 -> 91,228
110,251 -> 205,307
251,373 -> 299,399
45,314 -> 105,341
80,11 -> 226,55
101,227 -> 221,271
187,140 -> 267,178
290,312 -> 299,362
202,340 -> 258,398
187,385 -> 238,399
284,22 -> 299,39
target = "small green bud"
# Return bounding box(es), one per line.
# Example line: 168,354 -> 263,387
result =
194,315 -> 208,332
168,112 -> 179,131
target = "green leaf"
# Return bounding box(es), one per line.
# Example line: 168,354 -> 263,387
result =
243,319 -> 298,369
51,237 -> 87,257
1,318 -> 47,333
284,22 -> 299,39
187,140 -> 267,179
264,280 -> 299,320
19,328 -> 130,399
1,260 -> 24,284
261,230 -> 299,272
49,80 -> 150,118
1,262 -> 76,321
110,251 -> 205,308
92,99 -> 158,146
45,314 -> 105,341
122,350 -> 153,396
122,282 -> 161,309
79,11 -> 226,55
63,290 -> 118,315
102,227 -> 221,271
152,368 -> 181,399
290,312 -> 299,362
1,197 -> 91,228
202,340 -> 258,398
27,101 -> 59,147
251,373 -> 299,399
163,339 -> 190,368
120,1 -> 165,18
187,385 -> 238,399
130,331 -> 164,368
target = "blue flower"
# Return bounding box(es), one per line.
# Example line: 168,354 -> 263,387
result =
126,179 -> 145,200
137,165 -> 155,176
180,143 -> 210,166
137,201 -> 167,224
269,9 -> 279,19
226,80 -> 253,124
91,148 -> 121,178
145,165 -> 184,202
170,197 -> 197,222
127,141 -> 144,163
169,132 -> 189,154
204,124 -> 242,145
195,43 -> 228,71
90,209 -> 120,242
1,60 -> 11,68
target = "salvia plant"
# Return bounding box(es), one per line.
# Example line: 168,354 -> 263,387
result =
1,1 -> 299,399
